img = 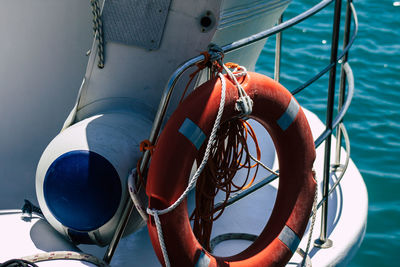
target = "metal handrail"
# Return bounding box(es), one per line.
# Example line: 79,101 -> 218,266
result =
314,62 -> 354,148
314,60 -> 355,148
214,60 -> 354,211
104,0 -> 357,262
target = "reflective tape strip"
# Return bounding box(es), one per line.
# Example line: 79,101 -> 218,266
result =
277,97 -> 300,131
195,251 -> 210,267
178,118 -> 206,150
278,225 -> 301,253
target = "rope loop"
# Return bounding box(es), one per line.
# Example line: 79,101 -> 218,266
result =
127,169 -> 149,222
222,64 -> 253,116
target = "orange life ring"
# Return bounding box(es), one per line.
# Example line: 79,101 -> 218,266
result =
146,72 -> 316,266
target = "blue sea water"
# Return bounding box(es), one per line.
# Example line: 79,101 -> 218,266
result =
256,0 -> 400,266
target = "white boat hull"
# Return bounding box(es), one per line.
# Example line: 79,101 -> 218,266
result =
0,0 -> 367,266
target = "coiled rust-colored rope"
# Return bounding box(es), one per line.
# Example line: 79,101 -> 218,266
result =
191,118 -> 261,251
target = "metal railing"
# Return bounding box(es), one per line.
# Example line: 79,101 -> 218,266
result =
104,0 -> 358,262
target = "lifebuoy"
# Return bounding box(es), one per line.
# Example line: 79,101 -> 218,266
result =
146,72 -> 316,266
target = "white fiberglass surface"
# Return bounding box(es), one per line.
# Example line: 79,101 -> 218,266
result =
0,0 -> 92,209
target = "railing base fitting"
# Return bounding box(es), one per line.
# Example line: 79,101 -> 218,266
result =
314,238 -> 333,248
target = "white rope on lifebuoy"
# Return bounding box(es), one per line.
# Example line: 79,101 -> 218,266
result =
146,72 -> 227,267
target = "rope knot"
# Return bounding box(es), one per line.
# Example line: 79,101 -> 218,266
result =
222,64 -> 254,116
207,43 -> 224,62
207,43 -> 224,73
179,44 -> 225,103
235,94 -> 254,115
194,51 -> 211,72
135,140 -> 156,190
140,140 -> 155,155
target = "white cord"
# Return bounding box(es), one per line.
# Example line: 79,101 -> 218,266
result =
147,72 -> 227,267
248,153 -> 279,176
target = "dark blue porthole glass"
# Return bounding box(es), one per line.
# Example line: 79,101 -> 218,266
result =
44,150 -> 121,231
